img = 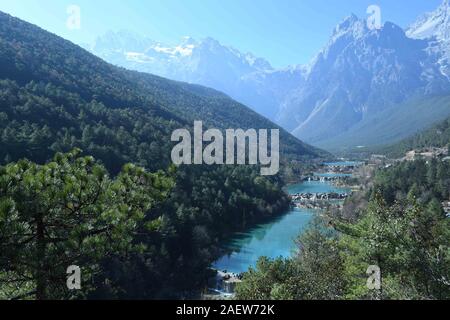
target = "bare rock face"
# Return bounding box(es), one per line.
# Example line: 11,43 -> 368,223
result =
90,1 -> 450,150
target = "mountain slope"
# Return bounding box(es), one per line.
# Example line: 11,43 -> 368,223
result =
407,0 -> 450,78
0,11 -> 329,299
281,15 -> 450,145
379,114 -> 450,158
316,94 -> 450,151
86,3 -> 450,151
88,31 -> 305,121
407,0 -> 450,41
0,11 -> 324,169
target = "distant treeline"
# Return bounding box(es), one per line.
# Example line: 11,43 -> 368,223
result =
0,11 -> 311,299
236,159 -> 450,300
380,117 -> 450,158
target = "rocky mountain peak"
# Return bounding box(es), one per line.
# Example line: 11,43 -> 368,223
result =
407,0 -> 450,41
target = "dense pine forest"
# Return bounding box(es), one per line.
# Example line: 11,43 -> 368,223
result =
380,116 -> 450,158
0,11 -> 324,299
2,10 -> 448,301
0,11 -> 323,167
236,159 -> 450,299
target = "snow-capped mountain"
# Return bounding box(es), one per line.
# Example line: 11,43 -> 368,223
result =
406,0 -> 450,78
407,0 -> 450,41
89,1 -> 450,150
88,32 -> 312,121
88,32 -> 299,119
279,14 -> 450,145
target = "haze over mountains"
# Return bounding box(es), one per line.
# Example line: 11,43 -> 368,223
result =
0,10 -> 323,170
88,0 -> 450,151
87,31 -> 304,122
1,10 -> 327,299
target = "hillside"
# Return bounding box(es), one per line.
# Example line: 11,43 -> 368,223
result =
0,11 -> 325,299
85,2 -> 450,151
378,115 -> 450,158
317,94 -> 450,152
0,11 -> 323,171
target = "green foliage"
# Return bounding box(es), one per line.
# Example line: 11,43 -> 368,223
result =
237,160 -> 450,300
0,10 -> 324,299
372,158 -> 450,205
0,150 -> 173,299
236,217 -> 347,300
381,116 -> 450,158
293,218 -> 347,299
337,192 -> 450,299
235,257 -> 298,300
101,165 -> 291,299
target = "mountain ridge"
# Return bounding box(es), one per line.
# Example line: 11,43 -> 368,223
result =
0,10 -> 325,170
86,1 -> 450,151
88,31 -> 305,121
0,10 -> 326,299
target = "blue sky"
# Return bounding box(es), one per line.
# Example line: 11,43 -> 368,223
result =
0,0 -> 443,67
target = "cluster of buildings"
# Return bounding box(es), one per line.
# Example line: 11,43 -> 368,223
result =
404,147 -> 449,161
443,201 -> 450,218
291,192 -> 349,202
290,192 -> 349,210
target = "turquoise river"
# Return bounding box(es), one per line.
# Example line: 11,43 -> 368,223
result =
213,179 -> 350,274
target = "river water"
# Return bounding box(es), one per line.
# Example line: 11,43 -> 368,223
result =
213,179 -> 350,274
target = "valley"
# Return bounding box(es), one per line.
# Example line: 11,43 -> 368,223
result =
204,134 -> 450,299
208,161 -> 359,298
0,10 -> 322,300
0,0 -> 449,302
88,0 -> 450,152
233,150 -> 450,300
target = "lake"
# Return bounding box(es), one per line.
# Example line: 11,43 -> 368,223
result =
213,180 -> 350,274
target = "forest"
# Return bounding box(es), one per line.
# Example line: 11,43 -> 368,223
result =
0,11 -> 319,299
236,159 -> 450,299
1,150 -> 292,299
4,9 -> 448,301
380,116 -> 450,158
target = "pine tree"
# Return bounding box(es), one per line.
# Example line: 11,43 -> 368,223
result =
0,149 -> 173,299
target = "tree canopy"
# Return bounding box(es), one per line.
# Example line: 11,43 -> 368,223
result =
0,149 -> 174,299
